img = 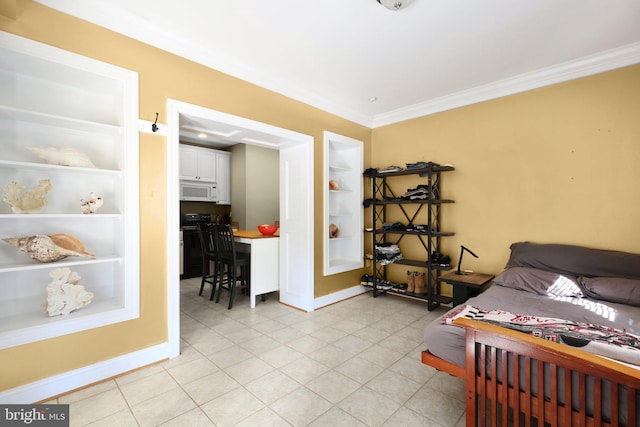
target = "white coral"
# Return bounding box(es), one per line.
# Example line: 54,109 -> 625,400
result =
45,268 -> 94,316
2,179 -> 53,214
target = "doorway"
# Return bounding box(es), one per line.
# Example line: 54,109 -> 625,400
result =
166,100 -> 315,357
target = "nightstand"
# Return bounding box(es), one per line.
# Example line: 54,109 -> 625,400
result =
438,271 -> 495,307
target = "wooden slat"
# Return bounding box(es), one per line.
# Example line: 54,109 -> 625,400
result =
524,356 -> 531,427
500,349 -> 508,427
594,377 -> 602,425
465,331 -> 478,427
490,346 -> 497,425
513,353 -> 520,424
421,349 -> 465,379
549,363 -> 558,427
564,366 -> 572,427
479,344 -> 487,425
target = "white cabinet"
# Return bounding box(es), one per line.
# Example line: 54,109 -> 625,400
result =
0,32 -> 140,349
179,144 -> 231,204
323,131 -> 363,275
216,151 -> 231,205
179,145 -> 216,182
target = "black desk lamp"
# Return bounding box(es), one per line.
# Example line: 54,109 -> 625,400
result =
455,245 -> 479,275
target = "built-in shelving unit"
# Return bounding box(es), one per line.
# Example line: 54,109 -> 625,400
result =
323,131 -> 363,276
0,32 -> 140,349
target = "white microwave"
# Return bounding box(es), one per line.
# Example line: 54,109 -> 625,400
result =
180,181 -> 217,202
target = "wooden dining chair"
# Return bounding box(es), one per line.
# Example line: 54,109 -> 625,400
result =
212,224 -> 251,309
197,222 -> 220,301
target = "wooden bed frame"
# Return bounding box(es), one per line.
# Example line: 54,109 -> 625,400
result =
425,318 -> 640,426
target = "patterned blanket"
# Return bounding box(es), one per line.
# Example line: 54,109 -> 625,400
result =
443,304 -> 640,367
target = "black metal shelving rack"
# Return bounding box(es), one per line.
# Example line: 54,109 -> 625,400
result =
365,164 -> 455,311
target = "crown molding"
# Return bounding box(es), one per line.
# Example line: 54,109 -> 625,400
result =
372,42 -> 640,128
34,0 -> 374,127
33,2 -> 640,129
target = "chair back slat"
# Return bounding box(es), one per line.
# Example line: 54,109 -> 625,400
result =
213,224 -> 237,263
197,222 -> 216,255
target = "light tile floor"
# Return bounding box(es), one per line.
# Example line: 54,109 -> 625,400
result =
52,278 -> 467,426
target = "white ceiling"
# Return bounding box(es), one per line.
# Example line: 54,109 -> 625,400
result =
37,0 -> 640,129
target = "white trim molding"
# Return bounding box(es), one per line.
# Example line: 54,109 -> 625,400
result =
0,343 -> 169,404
372,41 -> 640,128
314,285 -> 370,310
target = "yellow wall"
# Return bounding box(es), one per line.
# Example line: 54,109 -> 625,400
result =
0,0 -> 370,392
372,64 -> 640,287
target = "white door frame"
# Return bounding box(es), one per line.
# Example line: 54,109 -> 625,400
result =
166,100 -> 314,357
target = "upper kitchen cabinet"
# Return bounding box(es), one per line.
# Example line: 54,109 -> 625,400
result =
0,32 -> 140,349
179,144 -> 231,204
323,131 -> 363,276
216,151 -> 231,205
179,144 -> 216,182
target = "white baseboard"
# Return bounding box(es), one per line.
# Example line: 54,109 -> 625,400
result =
314,285 -> 369,309
0,342 -> 170,404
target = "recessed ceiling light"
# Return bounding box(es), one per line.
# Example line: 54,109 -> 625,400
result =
197,133 -> 207,138
368,97 -> 378,102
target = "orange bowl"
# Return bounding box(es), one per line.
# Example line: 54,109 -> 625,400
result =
257,224 -> 278,235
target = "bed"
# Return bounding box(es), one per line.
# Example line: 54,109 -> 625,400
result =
422,242 -> 640,426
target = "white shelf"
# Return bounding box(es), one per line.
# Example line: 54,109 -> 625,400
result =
0,214 -> 123,219
0,105 -> 122,134
0,160 -> 121,176
323,131 -> 363,276
0,256 -> 121,273
0,32 -> 139,349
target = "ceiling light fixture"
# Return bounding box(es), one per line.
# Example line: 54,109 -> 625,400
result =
197,133 -> 207,138
376,0 -> 413,10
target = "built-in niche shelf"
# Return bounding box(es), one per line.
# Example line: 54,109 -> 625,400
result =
323,131 -> 363,276
0,32 -> 140,350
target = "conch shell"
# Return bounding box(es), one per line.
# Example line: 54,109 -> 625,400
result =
2,179 -> 53,214
3,233 -> 95,263
26,146 -> 96,168
44,267 -> 94,316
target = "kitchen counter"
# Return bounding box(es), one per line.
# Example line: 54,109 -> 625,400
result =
234,230 -> 279,308
234,229 -> 280,239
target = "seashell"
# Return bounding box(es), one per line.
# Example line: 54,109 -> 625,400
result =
48,233 -> 95,258
2,234 -> 95,263
80,192 -> 103,214
329,223 -> 340,238
26,146 -> 96,168
44,267 -> 94,316
2,179 -> 53,214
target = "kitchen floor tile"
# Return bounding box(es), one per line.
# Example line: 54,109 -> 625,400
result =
306,370 -> 361,404
270,386 -> 332,426
337,386 -> 401,427
68,388 -> 129,427
129,387 -> 197,427
200,387 -> 265,427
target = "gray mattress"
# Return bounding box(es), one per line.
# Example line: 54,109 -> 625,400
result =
423,283 -> 640,368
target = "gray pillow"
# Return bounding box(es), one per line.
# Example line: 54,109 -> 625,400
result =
577,276 -> 640,307
494,267 -> 583,297
506,242 -> 640,279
